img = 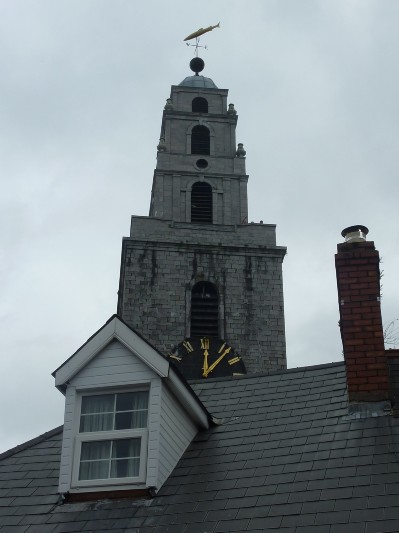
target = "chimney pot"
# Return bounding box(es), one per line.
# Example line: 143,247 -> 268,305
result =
341,225 -> 369,243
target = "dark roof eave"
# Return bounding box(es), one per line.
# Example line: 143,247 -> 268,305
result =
0,425 -> 63,460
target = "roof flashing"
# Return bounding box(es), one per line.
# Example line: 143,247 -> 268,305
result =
344,400 -> 392,420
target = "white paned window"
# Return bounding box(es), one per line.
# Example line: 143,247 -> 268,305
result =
73,390 -> 149,487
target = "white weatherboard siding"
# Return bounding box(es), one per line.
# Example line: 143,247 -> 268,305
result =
58,340 -> 162,493
158,383 -> 198,488
58,385 -> 76,493
70,339 -> 155,388
146,378 -> 161,488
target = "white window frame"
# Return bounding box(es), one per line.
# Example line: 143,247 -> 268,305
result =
71,387 -> 149,489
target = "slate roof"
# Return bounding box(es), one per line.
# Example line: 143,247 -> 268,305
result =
2,361 -> 399,532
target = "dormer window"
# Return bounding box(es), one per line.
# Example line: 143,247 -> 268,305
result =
73,389 -> 149,487
53,316 -> 210,498
192,97 -> 208,113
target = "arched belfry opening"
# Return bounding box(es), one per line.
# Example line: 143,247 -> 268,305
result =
192,97 -> 208,113
190,281 -> 219,337
191,125 -> 210,155
191,182 -> 213,224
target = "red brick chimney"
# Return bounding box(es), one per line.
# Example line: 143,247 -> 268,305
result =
335,225 -> 389,402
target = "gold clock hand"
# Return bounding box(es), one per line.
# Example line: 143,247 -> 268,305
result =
202,349 -> 209,377
204,347 -> 231,377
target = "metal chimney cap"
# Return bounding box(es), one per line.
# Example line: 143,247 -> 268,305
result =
341,225 -> 369,242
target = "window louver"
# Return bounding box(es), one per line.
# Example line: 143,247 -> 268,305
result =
192,97 -> 208,113
191,125 -> 210,155
191,282 -> 219,337
191,182 -> 212,224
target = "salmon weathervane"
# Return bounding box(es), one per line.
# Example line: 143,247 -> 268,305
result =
184,22 -> 220,56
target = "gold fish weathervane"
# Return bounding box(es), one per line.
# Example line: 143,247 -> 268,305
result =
184,22 -> 220,42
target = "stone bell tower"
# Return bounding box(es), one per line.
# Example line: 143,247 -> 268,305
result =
117,58 -> 287,375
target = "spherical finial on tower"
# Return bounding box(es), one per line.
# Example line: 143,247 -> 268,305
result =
190,57 -> 205,76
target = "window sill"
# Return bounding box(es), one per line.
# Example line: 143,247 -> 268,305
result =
64,487 -> 155,503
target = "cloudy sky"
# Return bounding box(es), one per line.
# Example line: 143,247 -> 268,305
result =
1,0 -> 398,453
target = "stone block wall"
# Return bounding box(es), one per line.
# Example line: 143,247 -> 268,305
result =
149,172 -> 248,225
170,85 -> 228,115
118,218 -> 287,374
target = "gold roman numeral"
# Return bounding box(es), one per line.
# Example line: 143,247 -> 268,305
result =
169,354 -> 182,362
182,341 -> 194,353
228,356 -> 241,365
200,337 -> 210,350
218,342 -> 227,354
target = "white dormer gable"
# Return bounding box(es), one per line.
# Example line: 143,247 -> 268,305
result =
53,315 -> 210,496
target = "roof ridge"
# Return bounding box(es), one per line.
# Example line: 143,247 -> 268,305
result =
0,425 -> 63,461
285,360 -> 344,374
188,360 -> 345,384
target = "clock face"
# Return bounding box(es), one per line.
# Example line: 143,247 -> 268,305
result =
167,337 -> 246,380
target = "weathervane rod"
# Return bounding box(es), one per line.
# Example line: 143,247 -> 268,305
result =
186,38 -> 207,57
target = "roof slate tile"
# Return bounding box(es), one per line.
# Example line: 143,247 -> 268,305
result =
330,524 -> 365,533
295,525 -> 330,533
214,518 -> 250,532
183,521 -> 217,533
248,515 -> 282,529
245,483 -> 278,497
281,513 -> 316,527
365,519 -> 399,533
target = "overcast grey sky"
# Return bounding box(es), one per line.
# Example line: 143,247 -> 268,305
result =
1,0 -> 398,453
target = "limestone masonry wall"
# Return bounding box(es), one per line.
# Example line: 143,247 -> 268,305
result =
118,218 -> 286,374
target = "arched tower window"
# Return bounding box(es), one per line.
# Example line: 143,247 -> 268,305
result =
191,125 -> 210,155
192,97 -> 208,113
190,281 -> 219,337
191,182 -> 213,224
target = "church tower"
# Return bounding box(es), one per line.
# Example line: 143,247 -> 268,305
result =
117,58 -> 287,377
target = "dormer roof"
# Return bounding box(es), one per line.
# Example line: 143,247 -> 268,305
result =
53,315 -> 211,430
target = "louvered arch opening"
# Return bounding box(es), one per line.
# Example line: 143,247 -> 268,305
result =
192,97 -> 208,113
190,281 -> 219,338
191,125 -> 210,155
191,182 -> 213,224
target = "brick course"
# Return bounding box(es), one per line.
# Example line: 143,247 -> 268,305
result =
335,239 -> 389,401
